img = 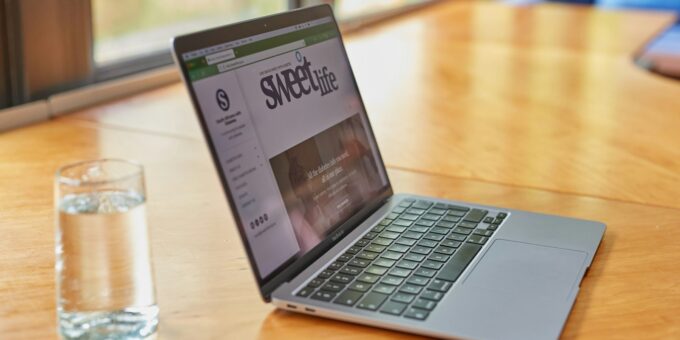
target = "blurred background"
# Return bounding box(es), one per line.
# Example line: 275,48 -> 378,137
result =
0,0 -> 677,112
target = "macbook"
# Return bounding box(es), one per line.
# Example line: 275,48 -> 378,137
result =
172,5 -> 605,339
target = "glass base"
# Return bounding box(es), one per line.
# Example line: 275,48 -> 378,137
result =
58,305 -> 158,340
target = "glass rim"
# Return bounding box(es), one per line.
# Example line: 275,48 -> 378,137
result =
55,158 -> 143,187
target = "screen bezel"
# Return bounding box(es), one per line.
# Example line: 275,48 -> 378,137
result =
172,4 -> 393,301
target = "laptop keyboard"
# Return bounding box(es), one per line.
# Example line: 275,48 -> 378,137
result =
295,198 -> 507,321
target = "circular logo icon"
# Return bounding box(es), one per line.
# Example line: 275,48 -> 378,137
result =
216,89 -> 230,111
295,51 -> 303,63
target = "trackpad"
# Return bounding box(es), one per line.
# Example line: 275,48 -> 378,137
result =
463,239 -> 586,301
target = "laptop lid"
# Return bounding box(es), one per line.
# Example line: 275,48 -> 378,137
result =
173,5 -> 392,301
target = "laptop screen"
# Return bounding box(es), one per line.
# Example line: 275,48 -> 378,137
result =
180,15 -> 389,280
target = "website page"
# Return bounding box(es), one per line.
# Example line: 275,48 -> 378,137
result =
183,18 -> 388,279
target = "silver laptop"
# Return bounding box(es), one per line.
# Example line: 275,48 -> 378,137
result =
172,5 -> 605,339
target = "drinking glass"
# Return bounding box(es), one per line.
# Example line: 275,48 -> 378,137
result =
55,159 -> 158,339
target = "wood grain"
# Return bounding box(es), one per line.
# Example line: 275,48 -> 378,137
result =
1,118 -> 679,339
62,2 -> 680,210
2,1 -> 680,339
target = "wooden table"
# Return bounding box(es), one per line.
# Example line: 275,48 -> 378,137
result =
1,2 -> 679,339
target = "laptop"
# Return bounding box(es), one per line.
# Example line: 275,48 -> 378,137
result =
172,5 -> 605,339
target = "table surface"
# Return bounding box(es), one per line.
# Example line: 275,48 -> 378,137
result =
1,1 -> 679,339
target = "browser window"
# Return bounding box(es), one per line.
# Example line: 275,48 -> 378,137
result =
182,17 -> 389,279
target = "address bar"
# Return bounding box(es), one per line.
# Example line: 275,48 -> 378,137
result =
217,40 -> 307,73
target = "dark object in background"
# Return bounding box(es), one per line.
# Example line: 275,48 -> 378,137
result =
635,21 -> 680,80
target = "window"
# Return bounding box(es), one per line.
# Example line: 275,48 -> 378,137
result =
0,0 -> 435,112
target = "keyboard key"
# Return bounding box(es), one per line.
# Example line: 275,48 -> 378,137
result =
447,204 -> 470,212
421,260 -> 443,270
415,219 -> 435,227
412,200 -> 432,209
429,208 -> 446,215
297,287 -> 313,297
337,254 -> 352,262
435,246 -> 455,255
334,290 -> 363,306
311,290 -> 336,302
441,239 -> 461,248
488,224 -> 499,231
459,221 -> 478,229
373,284 -> 396,295
321,282 -> 344,292
356,239 -> 370,247
430,227 -> 449,235
410,225 -> 429,233
396,260 -> 419,270
349,281 -> 372,292
404,308 -> 430,320
388,244 -> 409,253
494,217 -> 504,224
399,284 -> 423,295
401,214 -> 419,221
417,239 -> 438,248
436,221 -> 456,229
382,251 -> 403,260
414,267 -> 436,278
381,275 -> 404,286
348,258 -> 370,268
498,212 -> 508,219
381,231 -> 400,240
356,273 -> 380,284
357,292 -> 389,311
393,219 -> 414,227
437,243 -> 481,282
363,232 -> 379,240
433,203 -> 448,209
387,213 -> 400,220
378,219 -> 392,226
464,209 -> 487,223
423,233 -> 444,241
398,200 -> 412,208
404,253 -> 426,262
395,237 -> 417,246
448,234 -> 466,242
386,225 -> 407,233
411,246 -> 432,255
365,244 -> 386,253
307,278 -> 324,288
468,235 -> 488,245
328,261 -> 343,271
365,266 -> 388,276
380,301 -> 408,316
442,215 -> 461,223
372,225 -> 386,233
421,290 -> 444,301
374,258 -> 396,268
483,216 -> 494,224
357,251 -> 379,261
406,276 -> 430,286
331,274 -> 353,284
372,237 -> 393,246
346,246 -> 361,254
391,292 -> 416,304
452,226 -> 473,235
421,214 -> 440,221
428,279 -> 453,293
403,231 -> 424,240
413,298 -> 437,311
340,266 -> 361,276
406,208 -> 426,215
447,210 -> 466,217
428,253 -> 449,262
318,270 -> 334,279
389,268 -> 412,278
